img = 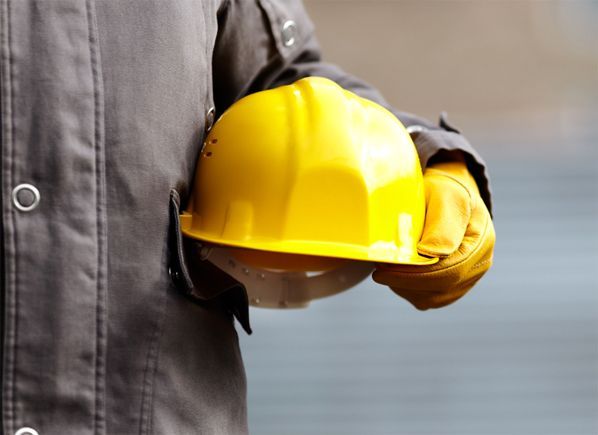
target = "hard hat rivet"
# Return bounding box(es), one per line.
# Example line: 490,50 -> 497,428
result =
252,297 -> 261,304
205,151 -> 213,157
258,273 -> 265,280
199,246 -> 212,260
242,268 -> 250,275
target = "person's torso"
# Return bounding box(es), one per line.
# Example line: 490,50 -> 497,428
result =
0,1 -> 248,434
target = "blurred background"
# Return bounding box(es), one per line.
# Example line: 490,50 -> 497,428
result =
240,1 -> 598,434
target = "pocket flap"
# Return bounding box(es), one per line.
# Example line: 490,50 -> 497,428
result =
169,189 -> 252,334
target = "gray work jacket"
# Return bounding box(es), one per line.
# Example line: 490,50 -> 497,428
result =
0,1 -> 491,434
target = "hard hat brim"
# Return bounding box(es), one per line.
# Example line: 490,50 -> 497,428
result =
208,247 -> 375,309
181,214 -> 438,266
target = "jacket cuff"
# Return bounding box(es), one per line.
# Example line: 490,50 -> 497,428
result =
405,115 -> 493,215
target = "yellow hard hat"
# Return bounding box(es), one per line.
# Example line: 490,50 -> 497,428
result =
180,77 -> 435,268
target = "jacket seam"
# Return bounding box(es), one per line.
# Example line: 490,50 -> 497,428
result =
217,0 -> 231,17
204,1 -> 214,136
138,268 -> 169,435
2,0 -> 18,431
85,0 -> 108,433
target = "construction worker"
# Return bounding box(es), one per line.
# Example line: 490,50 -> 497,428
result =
0,1 -> 494,435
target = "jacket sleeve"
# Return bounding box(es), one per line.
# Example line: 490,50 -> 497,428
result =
212,0 -> 492,212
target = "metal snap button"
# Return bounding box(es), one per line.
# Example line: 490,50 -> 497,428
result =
205,106 -> 216,132
15,427 -> 40,435
405,125 -> 427,135
12,183 -> 40,212
282,20 -> 297,47
168,266 -> 180,283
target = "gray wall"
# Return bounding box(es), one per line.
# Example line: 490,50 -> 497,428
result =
240,2 -> 598,434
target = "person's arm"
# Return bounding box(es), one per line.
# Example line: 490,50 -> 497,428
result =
212,0 -> 491,211
213,0 -> 495,309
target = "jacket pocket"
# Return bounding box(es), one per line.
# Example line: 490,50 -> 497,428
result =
167,188 -> 252,334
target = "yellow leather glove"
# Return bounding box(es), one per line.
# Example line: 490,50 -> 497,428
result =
372,159 -> 495,310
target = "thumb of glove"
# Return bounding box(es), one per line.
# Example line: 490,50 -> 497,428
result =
372,160 -> 495,310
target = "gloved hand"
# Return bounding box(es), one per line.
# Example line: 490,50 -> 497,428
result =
372,157 -> 495,310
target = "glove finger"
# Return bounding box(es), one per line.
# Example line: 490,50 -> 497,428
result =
388,273 -> 484,311
387,287 -> 437,311
374,203 -> 493,281
417,177 -> 471,257
389,287 -> 462,311
374,193 -> 495,311
455,194 -> 495,261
